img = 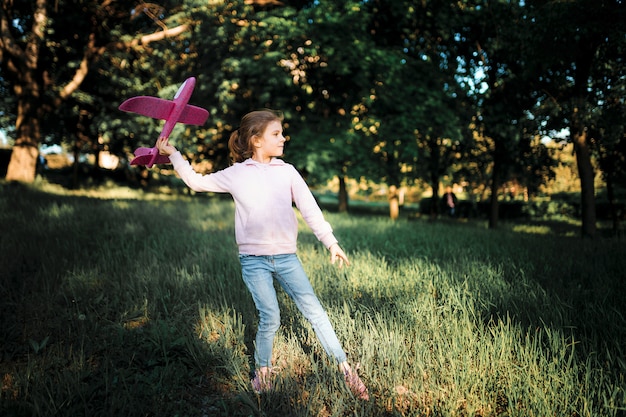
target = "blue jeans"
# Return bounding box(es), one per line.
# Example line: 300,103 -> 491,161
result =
239,253 -> 347,368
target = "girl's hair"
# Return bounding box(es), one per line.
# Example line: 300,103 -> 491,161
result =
228,109 -> 284,163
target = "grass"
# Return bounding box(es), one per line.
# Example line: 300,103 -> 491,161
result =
1,180 -> 625,416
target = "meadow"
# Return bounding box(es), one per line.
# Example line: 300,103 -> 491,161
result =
1,181 -> 625,417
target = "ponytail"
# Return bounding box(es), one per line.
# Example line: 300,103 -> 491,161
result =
228,129 -> 249,163
228,109 -> 283,164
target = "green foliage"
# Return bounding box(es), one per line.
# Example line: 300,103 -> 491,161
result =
360,1 -> 472,188
1,183 -> 625,416
2,0 -> 625,221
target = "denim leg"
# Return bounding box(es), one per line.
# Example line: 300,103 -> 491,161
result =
273,254 -> 347,364
239,255 -> 281,368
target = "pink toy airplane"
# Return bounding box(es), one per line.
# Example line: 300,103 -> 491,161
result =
119,77 -> 209,167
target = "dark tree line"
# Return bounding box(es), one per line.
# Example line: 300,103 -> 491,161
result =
1,0 -> 625,236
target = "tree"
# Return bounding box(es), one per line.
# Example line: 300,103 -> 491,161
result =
0,0 -> 192,183
362,0 -> 473,219
355,50 -> 467,220
185,0 -> 378,213
528,0 -> 626,238
452,0 -> 546,228
593,99 -> 626,234
177,0 -> 307,172
276,1 -> 377,213
352,52 -> 422,219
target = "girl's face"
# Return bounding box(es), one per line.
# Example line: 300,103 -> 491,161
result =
252,120 -> 286,163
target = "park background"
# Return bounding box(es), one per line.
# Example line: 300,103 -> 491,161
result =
1,1 -> 625,416
1,0 -> 625,236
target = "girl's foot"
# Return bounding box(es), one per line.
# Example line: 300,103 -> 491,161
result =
251,367 -> 272,394
342,364 -> 369,400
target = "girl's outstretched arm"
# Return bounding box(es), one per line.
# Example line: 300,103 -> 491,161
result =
329,243 -> 350,268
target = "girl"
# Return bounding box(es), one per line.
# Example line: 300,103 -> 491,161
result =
156,109 -> 369,400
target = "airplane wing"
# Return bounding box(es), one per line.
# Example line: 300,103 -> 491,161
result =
179,105 -> 209,125
119,97 -> 176,120
120,97 -> 208,126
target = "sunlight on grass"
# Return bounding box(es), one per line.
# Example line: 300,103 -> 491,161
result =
512,224 -> 552,234
511,223 -> 580,237
41,201 -> 76,218
507,217 -> 582,237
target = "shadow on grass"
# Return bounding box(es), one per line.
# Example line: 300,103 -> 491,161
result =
2,182 -> 625,416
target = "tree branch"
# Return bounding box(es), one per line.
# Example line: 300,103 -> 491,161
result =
26,0 -> 47,69
59,33 -> 105,101
57,24 -> 190,102
131,24 -> 190,47
0,1 -> 26,70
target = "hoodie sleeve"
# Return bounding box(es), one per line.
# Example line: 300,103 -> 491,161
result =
289,166 -> 338,249
169,151 -> 232,193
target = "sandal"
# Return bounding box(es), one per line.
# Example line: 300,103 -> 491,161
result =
344,364 -> 369,400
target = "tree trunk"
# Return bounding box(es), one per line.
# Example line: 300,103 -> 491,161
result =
430,173 -> 440,220
569,39 -> 598,238
488,150 -> 501,229
2,0 -> 46,183
5,109 -> 40,183
606,172 -> 619,235
72,145 -> 81,189
5,143 -> 38,183
388,185 -> 400,220
572,124 -> 597,238
338,175 -> 349,213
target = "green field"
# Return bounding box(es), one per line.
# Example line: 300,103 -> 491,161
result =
1,182 -> 625,416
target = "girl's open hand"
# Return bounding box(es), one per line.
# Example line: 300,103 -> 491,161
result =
329,243 -> 350,268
